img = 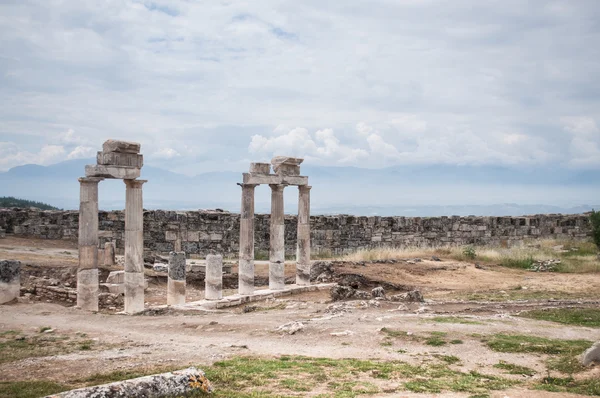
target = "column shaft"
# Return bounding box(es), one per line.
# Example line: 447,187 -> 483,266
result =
269,184 -> 285,290
124,179 -> 146,314
167,251 -> 186,305
239,184 -> 256,295
296,186 -> 312,285
205,254 -> 223,300
77,177 -> 102,311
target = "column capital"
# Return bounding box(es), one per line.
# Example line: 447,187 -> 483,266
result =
78,177 -> 104,184
299,185 -> 312,192
268,184 -> 286,191
237,183 -> 258,189
124,179 -> 147,188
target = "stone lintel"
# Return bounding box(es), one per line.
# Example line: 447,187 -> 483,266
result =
97,151 -> 144,168
85,165 -> 140,180
271,156 -> 304,166
102,139 -> 141,154
242,173 -> 308,186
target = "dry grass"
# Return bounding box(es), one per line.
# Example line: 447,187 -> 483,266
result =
340,239 -> 600,273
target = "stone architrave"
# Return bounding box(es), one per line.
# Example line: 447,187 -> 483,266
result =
77,177 -> 103,311
238,184 -> 257,295
269,184 -> 285,290
86,165 -> 141,180
0,260 -> 20,304
205,254 -> 223,300
102,139 -> 141,154
167,252 -> 186,305
124,179 -> 146,314
296,185 -> 311,285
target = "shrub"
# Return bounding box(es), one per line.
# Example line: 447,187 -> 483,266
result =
590,210 -> 600,250
462,246 -> 477,260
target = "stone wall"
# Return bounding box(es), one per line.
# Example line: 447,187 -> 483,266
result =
0,208 -> 592,257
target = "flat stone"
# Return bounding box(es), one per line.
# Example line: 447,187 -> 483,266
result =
271,156 -> 303,176
102,139 -> 141,154
106,270 -> 125,284
249,163 -> 271,174
271,156 -> 304,166
85,165 -> 140,179
97,151 -> 144,168
242,173 -> 308,186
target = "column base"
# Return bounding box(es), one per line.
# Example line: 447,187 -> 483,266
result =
296,262 -> 311,286
167,279 -> 186,305
77,269 -> 99,311
269,261 -> 285,290
238,258 -> 254,295
124,272 -> 145,314
205,280 -> 223,300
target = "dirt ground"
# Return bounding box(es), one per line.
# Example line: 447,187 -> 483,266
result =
1,237 -> 600,397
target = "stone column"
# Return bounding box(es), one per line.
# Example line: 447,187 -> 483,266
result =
0,260 -> 20,304
124,179 -> 146,314
269,184 -> 285,290
239,184 -> 257,295
296,185 -> 311,285
205,254 -> 223,300
77,177 -> 103,311
104,241 -> 116,266
167,251 -> 186,305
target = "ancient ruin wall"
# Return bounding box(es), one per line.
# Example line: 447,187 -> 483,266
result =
0,208 -> 592,257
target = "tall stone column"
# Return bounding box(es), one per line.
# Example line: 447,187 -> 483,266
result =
296,185 -> 311,285
124,179 -> 146,314
77,177 -> 103,311
269,184 -> 285,290
239,184 -> 257,295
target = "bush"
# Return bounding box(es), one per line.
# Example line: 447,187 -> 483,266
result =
591,210 -> 600,250
462,246 -> 477,260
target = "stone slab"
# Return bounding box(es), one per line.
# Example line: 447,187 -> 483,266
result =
97,151 -> 144,168
106,270 -> 124,284
271,156 -> 304,166
85,165 -> 141,179
242,173 -> 308,186
249,163 -> 271,174
102,139 -> 141,154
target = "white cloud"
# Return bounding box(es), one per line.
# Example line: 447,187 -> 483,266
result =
0,142 -> 66,171
67,145 -> 96,160
153,147 -> 181,159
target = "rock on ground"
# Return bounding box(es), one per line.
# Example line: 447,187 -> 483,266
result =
582,341 -> 600,366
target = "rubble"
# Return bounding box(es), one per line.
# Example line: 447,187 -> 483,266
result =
528,259 -> 561,272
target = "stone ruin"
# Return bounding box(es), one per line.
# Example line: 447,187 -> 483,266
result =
238,156 -> 311,295
77,139 -> 146,314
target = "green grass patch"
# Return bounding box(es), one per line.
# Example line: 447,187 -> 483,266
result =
536,376 -> 600,396
485,334 -> 592,374
493,361 -> 536,376
431,317 -> 483,325
499,256 -> 534,269
519,308 -> 600,328
0,381 -> 69,398
434,355 -> 462,365
202,356 -> 517,397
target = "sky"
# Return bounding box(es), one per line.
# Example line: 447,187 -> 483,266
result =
1,0 -> 599,176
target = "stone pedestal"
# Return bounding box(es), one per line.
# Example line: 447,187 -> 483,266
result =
239,184 -> 257,295
0,260 -> 20,304
124,179 -> 146,314
167,252 -> 186,305
296,185 -> 311,285
77,177 -> 103,311
269,184 -> 285,290
104,242 -> 116,266
205,254 -> 223,300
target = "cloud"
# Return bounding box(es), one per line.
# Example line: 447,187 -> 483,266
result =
0,0 -> 599,172
67,145 -> 96,160
0,142 -> 66,171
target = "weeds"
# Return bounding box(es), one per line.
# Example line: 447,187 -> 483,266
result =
493,361 -> 536,376
519,308 -> 600,328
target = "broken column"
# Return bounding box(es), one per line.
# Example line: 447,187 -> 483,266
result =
205,254 -> 223,300
238,183 -> 257,295
0,260 -> 20,304
296,185 -> 312,285
77,177 -> 103,311
167,251 -> 186,305
269,184 -> 285,290
104,241 -> 116,266
124,179 -> 146,314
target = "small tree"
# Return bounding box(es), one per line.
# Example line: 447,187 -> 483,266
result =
590,210 -> 600,250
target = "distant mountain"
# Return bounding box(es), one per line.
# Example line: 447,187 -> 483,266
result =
0,159 -> 599,216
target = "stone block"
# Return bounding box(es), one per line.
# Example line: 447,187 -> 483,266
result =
165,231 -> 178,241
85,165 -> 141,179
249,163 -> 271,174
168,252 -> 186,281
0,260 -> 20,304
102,139 -> 141,154
273,164 -> 300,176
97,151 -> 144,168
106,270 -> 125,284
242,173 -> 308,186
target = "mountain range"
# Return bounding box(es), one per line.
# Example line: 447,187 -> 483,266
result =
1,159 -> 599,216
